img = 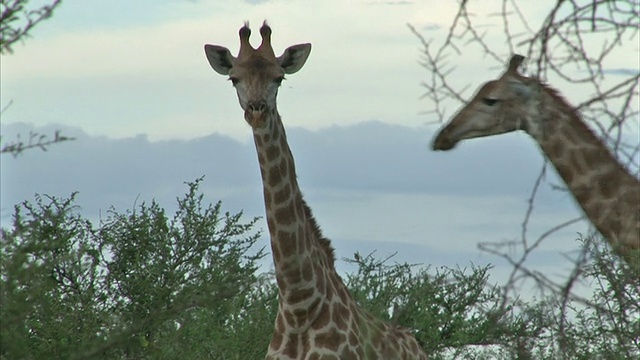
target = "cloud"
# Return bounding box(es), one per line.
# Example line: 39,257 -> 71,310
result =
417,23 -> 440,31
1,120 -> 583,241
1,0 -> 462,142
2,120 -> 559,223
601,68 -> 640,76
1,123 -> 257,222
366,0 -> 414,5
1,121 -> 592,291
0,120 -> 576,211
290,120 -> 550,196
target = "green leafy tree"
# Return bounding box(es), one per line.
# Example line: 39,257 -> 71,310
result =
548,237 -> 640,359
344,253 -> 542,358
1,178 -> 267,359
2,178 -> 637,359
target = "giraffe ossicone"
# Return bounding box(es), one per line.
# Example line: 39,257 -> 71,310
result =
432,54 -> 640,276
205,22 -> 429,359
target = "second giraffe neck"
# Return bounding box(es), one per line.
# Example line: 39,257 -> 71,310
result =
523,86 -> 639,233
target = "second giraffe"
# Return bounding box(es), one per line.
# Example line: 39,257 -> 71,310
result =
432,54 -> 640,277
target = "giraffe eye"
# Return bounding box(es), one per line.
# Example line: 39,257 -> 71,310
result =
482,98 -> 499,106
229,77 -> 239,86
274,76 -> 285,85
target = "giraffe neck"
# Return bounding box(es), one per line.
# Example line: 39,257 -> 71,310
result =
256,111 -> 429,359
523,86 -> 640,259
252,108 -> 331,328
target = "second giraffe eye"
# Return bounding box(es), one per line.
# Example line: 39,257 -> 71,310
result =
274,76 -> 285,85
482,98 -> 499,106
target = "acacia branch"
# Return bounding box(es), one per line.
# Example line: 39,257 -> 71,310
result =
0,0 -> 63,54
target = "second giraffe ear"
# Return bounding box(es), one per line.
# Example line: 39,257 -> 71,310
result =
278,43 -> 312,74
508,54 -> 525,73
204,44 -> 235,75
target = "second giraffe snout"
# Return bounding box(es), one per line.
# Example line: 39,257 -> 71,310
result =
432,128 -> 457,151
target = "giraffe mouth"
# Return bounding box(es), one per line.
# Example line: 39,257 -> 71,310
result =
244,108 -> 265,118
244,102 -> 269,127
432,134 -> 458,151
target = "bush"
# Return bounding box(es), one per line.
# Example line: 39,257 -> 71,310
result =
1,178 -> 266,359
2,179 -> 637,359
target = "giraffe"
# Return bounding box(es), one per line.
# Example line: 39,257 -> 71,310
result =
204,22 -> 429,359
432,54 -> 640,275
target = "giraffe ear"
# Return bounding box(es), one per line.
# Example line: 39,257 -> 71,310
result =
278,43 -> 311,74
507,54 -> 525,74
204,44 -> 235,75
504,54 -> 533,100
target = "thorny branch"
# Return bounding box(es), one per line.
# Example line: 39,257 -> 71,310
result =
0,0 -> 63,54
1,101 -> 75,156
1,130 -> 75,157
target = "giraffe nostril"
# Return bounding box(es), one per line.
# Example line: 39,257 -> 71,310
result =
244,101 -> 270,126
248,101 -> 268,113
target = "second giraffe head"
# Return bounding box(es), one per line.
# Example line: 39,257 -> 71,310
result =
204,22 -> 312,128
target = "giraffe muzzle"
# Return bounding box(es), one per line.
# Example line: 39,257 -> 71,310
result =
244,101 -> 268,127
432,133 -> 457,151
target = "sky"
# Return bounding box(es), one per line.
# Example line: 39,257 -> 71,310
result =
1,0 -> 638,291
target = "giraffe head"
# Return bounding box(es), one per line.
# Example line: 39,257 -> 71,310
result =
204,22 -> 311,127
432,54 -> 540,150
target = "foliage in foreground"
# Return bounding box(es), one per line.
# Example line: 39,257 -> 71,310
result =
1,179 -> 638,359
1,179 -> 268,359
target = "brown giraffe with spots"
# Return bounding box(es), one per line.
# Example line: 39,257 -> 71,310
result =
432,54 -> 640,275
204,22 -> 429,359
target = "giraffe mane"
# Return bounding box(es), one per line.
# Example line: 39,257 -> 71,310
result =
536,80 -> 604,139
539,82 -> 579,119
302,200 -> 336,267
533,79 -> 637,178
